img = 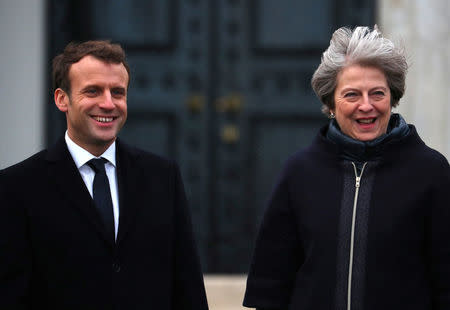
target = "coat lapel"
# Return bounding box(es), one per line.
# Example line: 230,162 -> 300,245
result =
115,140 -> 142,244
45,137 -> 114,247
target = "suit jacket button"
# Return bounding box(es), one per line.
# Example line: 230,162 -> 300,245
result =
112,262 -> 121,273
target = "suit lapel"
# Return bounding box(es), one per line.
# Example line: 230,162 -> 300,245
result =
45,138 -> 114,247
115,140 -> 141,244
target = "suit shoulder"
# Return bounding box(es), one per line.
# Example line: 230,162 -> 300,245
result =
117,141 -> 176,171
1,149 -> 48,177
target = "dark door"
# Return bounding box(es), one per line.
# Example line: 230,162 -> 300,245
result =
47,0 -> 374,272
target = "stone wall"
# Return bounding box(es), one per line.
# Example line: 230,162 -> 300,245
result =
378,0 -> 450,159
0,0 -> 45,168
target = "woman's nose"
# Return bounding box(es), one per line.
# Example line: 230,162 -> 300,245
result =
358,94 -> 373,112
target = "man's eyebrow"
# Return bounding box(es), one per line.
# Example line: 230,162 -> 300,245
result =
81,84 -> 102,90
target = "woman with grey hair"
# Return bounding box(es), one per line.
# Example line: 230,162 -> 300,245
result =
243,26 -> 450,310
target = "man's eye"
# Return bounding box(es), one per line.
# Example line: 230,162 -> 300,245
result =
112,89 -> 126,96
85,89 -> 98,94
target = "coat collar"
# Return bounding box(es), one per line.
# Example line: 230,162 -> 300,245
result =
115,139 -> 143,245
325,113 -> 410,163
45,137 -> 114,247
315,121 -> 424,164
45,137 -> 143,247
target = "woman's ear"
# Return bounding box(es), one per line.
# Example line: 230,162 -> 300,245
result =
54,88 -> 69,112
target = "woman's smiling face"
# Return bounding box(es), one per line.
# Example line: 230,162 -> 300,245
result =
332,64 -> 391,141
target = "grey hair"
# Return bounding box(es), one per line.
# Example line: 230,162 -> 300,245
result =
311,26 -> 408,116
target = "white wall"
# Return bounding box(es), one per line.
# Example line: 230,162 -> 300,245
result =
378,0 -> 450,160
0,0 -> 45,168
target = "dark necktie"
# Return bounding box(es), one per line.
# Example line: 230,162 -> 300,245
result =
87,158 -> 115,242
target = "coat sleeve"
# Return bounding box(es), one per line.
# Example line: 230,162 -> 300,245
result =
0,169 -> 31,310
170,162 -> 209,310
243,166 -> 303,309
430,157 -> 450,309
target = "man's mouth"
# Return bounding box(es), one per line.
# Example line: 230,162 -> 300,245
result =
357,118 -> 376,124
93,116 -> 115,123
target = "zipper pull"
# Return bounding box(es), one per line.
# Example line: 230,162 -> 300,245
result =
355,176 -> 361,188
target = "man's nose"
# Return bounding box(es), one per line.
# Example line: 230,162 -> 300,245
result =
99,91 -> 115,109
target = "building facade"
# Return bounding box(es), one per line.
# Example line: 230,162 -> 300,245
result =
0,0 -> 448,307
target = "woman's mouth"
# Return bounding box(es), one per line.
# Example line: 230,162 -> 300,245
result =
357,118 -> 376,124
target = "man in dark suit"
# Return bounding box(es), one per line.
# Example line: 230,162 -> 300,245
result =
0,40 -> 209,309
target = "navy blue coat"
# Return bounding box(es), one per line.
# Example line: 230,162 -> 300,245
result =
244,125 -> 450,310
0,138 -> 208,310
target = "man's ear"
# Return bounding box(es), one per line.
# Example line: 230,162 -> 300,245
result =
54,88 -> 69,112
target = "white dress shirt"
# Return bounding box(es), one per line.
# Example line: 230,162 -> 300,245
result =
65,132 -> 120,240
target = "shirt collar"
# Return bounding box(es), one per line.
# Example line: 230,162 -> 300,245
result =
65,131 -> 117,169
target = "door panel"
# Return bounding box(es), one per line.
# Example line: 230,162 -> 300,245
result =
90,1 -> 174,47
47,0 -> 374,272
254,0 -> 334,49
212,0 -> 374,272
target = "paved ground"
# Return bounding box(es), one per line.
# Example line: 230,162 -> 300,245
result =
204,275 -> 254,310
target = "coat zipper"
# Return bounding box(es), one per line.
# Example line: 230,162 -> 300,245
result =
347,162 -> 367,310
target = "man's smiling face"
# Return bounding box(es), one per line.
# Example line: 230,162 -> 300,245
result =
55,55 -> 128,155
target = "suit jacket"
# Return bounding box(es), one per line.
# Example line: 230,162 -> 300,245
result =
0,137 -> 209,310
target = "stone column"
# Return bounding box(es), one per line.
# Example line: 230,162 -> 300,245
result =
378,0 -> 450,159
0,0 -> 45,168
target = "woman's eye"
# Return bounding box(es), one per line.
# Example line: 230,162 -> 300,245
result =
371,91 -> 385,98
344,92 -> 357,98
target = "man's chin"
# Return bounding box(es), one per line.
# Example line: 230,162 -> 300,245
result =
89,135 -> 117,148
95,137 -> 117,145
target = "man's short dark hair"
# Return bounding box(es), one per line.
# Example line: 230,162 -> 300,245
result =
52,40 -> 130,94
